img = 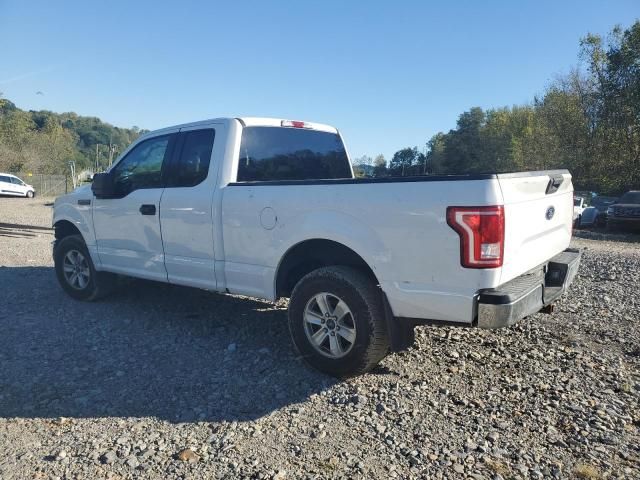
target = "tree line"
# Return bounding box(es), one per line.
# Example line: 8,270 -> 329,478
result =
0,97 -> 145,174
355,21 -> 640,195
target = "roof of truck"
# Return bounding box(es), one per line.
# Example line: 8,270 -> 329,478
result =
140,117 -> 338,139
238,117 -> 337,133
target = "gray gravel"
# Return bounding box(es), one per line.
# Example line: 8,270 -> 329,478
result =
0,197 -> 639,479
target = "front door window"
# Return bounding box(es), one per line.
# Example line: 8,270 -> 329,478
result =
111,135 -> 170,195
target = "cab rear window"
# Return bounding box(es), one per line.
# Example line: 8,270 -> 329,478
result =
237,127 -> 352,182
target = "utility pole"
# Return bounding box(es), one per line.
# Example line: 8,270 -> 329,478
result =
108,144 -> 118,167
68,161 -> 77,189
108,134 -> 113,167
95,144 -> 103,172
423,144 -> 428,174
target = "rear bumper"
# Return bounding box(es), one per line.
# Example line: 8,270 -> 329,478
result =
477,248 -> 581,329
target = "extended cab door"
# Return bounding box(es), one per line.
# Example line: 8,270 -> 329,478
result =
159,123 -> 224,290
92,131 -> 177,281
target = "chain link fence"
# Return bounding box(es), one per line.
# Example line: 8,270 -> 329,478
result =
15,173 -> 70,197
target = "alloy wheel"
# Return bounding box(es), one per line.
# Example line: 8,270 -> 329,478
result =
303,292 -> 357,358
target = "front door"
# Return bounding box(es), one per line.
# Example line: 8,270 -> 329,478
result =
92,132 -> 177,281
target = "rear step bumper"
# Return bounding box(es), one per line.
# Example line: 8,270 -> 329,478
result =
476,248 -> 581,329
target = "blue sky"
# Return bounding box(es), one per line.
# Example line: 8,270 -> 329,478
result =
1,1 -> 638,160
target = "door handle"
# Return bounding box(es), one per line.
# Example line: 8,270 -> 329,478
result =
139,204 -> 156,215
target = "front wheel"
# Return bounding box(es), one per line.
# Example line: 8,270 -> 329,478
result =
288,266 -> 389,377
26,190 -> 34,198
54,235 -> 116,301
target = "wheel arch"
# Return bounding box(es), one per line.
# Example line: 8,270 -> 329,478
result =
52,214 -> 101,268
275,238 -> 380,299
52,201 -> 96,245
54,219 -> 83,241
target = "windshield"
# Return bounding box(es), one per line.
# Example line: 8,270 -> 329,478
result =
591,197 -> 617,208
618,191 -> 640,204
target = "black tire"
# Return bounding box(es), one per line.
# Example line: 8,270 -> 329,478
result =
54,234 -> 116,301
26,190 -> 34,198
288,266 -> 389,377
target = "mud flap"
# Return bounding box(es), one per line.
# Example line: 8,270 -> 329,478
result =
381,292 -> 416,352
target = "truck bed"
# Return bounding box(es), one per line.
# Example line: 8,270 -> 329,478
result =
222,170 -> 573,324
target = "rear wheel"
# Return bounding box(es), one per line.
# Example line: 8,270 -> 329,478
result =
54,235 -> 116,301
288,266 -> 389,377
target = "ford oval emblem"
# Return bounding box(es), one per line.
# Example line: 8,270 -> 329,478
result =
545,206 -> 555,220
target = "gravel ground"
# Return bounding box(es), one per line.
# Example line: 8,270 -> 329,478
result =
0,197 -> 639,480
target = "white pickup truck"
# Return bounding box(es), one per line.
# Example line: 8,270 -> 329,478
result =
53,117 -> 581,376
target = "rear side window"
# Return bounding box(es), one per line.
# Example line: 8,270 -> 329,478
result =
0,176 -> 10,183
170,129 -> 215,187
237,127 -> 352,182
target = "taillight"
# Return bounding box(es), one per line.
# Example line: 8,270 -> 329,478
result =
446,206 -> 505,268
281,120 -> 311,129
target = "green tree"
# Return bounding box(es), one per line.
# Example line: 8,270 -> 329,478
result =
442,107 -> 486,174
426,133 -> 446,174
352,155 -> 374,177
389,147 -> 425,176
372,154 -> 387,177
422,20 -> 640,193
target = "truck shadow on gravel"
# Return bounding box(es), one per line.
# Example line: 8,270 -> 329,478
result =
0,266 -> 336,423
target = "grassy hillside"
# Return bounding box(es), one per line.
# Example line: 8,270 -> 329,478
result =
0,96 -> 146,174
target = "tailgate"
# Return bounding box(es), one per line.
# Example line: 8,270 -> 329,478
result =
498,170 -> 573,285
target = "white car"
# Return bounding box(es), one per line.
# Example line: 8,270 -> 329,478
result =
573,196 -> 586,225
52,117 -> 581,376
0,173 -> 36,198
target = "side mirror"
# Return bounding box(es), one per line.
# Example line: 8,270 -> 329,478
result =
91,172 -> 117,198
